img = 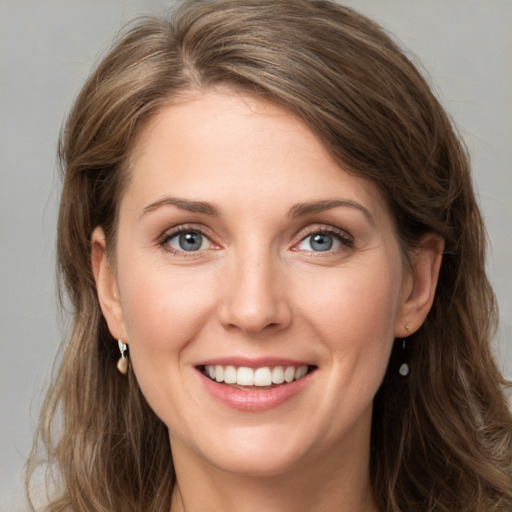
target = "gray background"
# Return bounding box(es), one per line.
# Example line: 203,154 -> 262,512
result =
1,1 -> 511,510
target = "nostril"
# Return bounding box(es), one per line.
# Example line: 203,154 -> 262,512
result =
217,272 -> 292,334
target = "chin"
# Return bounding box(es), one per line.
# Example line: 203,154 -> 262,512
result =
173,422 -> 316,478
207,446 -> 308,478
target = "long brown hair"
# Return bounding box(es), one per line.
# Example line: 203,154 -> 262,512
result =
27,1 -> 512,510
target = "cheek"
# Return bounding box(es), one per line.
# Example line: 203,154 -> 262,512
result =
298,266 -> 401,440
118,263 -> 217,356
302,264 -> 401,375
303,261 -> 400,331
116,264 -> 219,428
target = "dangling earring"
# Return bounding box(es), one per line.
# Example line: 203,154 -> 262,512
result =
398,338 -> 409,377
117,339 -> 129,375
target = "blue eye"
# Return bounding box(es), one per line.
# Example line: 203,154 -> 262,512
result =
167,230 -> 209,252
308,233 -> 334,251
296,230 -> 351,253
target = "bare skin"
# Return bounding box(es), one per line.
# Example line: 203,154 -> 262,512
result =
169,427 -> 379,512
92,90 -> 443,512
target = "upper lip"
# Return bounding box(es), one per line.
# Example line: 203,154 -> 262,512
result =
195,357 -> 315,368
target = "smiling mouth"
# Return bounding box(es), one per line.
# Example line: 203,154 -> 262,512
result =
200,364 -> 316,389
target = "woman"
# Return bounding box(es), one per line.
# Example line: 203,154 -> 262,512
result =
26,0 -> 512,510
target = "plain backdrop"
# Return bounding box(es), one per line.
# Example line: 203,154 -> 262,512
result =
1,1 -> 511,510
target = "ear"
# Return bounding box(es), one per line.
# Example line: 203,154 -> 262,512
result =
394,233 -> 444,338
91,226 -> 127,341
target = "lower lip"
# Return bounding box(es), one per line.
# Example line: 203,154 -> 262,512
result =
199,370 -> 313,412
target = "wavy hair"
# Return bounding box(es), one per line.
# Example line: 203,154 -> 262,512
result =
27,1 -> 512,510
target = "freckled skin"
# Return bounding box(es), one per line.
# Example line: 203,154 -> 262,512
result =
93,91 -> 442,512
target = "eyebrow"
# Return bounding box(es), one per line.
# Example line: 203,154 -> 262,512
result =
141,197 -> 221,218
288,199 -> 374,225
140,196 -> 373,224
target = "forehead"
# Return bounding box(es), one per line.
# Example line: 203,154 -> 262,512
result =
123,90 -> 388,221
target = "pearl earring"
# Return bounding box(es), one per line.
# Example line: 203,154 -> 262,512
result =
116,339 -> 129,375
398,338 -> 409,377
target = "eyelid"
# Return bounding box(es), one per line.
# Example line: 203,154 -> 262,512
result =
157,222 -> 353,256
292,224 -> 354,252
159,224 -> 220,255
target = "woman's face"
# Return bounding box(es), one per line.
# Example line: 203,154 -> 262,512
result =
94,90 -> 439,477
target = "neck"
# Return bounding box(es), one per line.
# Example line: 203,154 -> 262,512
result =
169,436 -> 379,512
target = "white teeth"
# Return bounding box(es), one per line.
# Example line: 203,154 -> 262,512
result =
237,367 -> 254,386
295,366 -> 307,380
224,365 -> 237,384
272,366 -> 285,384
254,367 -> 272,386
284,366 -> 295,383
204,364 -> 309,386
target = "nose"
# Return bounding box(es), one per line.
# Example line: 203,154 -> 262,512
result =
217,250 -> 292,336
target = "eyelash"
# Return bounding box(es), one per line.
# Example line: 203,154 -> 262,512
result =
158,224 -> 354,256
295,227 -> 354,253
159,225 -> 215,257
